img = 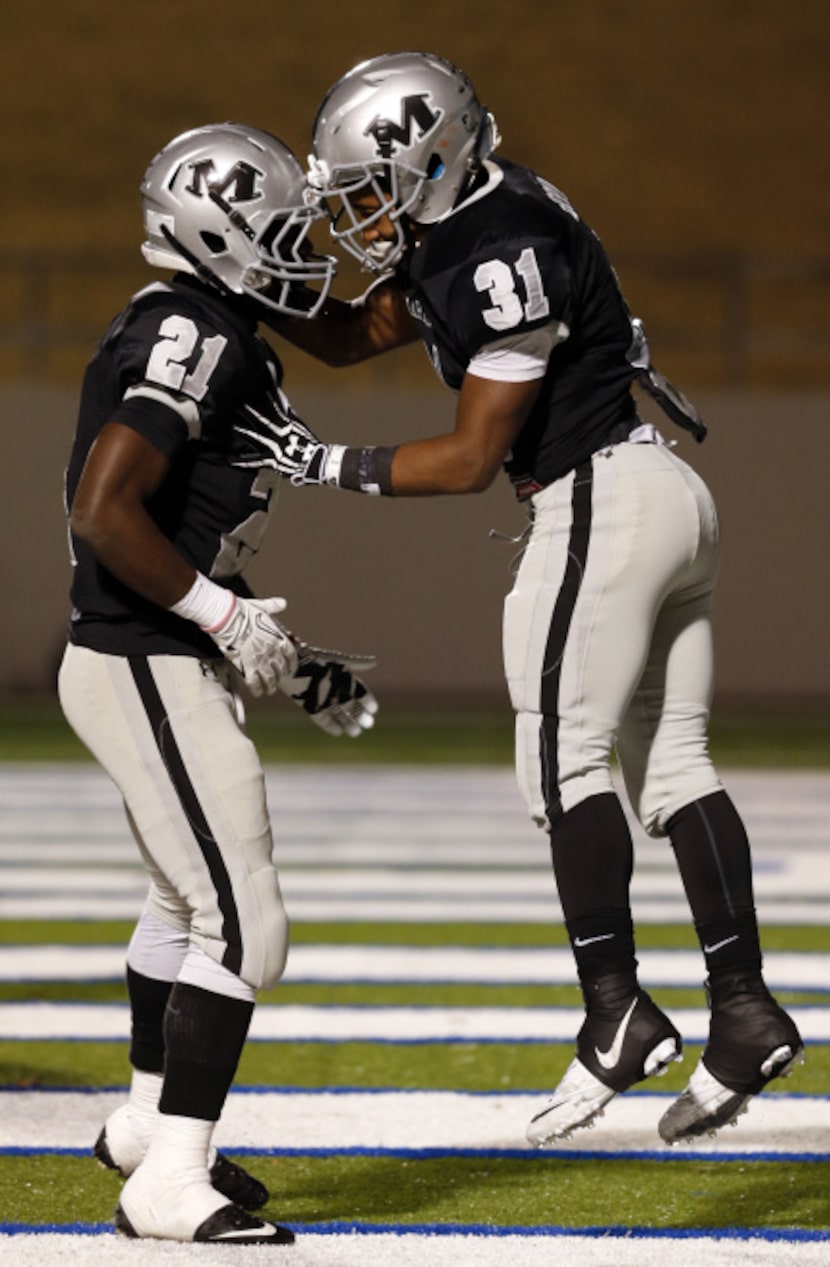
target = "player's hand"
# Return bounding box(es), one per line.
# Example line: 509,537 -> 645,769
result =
205,595 -> 298,697
236,413 -> 333,485
279,641 -> 378,737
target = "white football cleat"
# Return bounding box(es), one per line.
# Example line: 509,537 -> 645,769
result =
526,1056 -> 617,1145
115,1160 -> 293,1245
95,1101 -> 269,1210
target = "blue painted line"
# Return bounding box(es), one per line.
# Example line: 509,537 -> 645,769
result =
1,1219 -> 829,1242
2,1082 -> 827,1101
0,1222 -> 112,1236
3,1144 -> 829,1163
3,977 -> 830,994
0,1034 -> 828,1048
0,1037 -> 129,1044
293,1222 -> 830,1241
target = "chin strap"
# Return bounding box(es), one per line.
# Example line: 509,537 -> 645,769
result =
207,189 -> 257,242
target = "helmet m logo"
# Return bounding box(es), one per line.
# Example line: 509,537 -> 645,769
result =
364,94 -> 443,159
184,159 -> 265,203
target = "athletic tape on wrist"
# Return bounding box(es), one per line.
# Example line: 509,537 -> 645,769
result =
169,572 -> 235,630
322,444 -> 346,486
338,446 -> 397,496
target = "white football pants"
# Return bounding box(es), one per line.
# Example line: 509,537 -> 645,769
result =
504,439 -> 724,837
58,645 -> 289,990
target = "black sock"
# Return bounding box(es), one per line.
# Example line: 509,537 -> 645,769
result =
549,793 -> 637,983
159,982 -> 254,1121
667,790 -> 762,977
126,965 -> 173,1074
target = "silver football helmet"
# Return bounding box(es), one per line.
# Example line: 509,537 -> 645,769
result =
141,123 -> 336,317
309,51 -> 500,272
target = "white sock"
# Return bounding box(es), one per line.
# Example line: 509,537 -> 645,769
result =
129,1069 -> 163,1124
122,1073 -> 220,1170
122,1114 -> 231,1236
142,1113 -> 216,1181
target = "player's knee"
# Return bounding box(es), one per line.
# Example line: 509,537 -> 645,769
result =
636,771 -> 724,839
514,709 -> 615,829
257,909 -> 290,991
239,904 -> 290,991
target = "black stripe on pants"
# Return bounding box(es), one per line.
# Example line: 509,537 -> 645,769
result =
129,656 -> 243,976
540,461 -> 594,824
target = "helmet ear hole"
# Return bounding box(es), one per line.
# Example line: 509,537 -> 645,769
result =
200,230 -> 228,255
426,154 -> 445,179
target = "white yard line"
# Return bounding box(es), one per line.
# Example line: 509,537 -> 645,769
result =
0,943 -> 828,989
1,861 -> 829,898
2,765 -> 827,924
1,1001 -> 828,1042
2,1230 -> 829,1267
1,768 -> 829,1265
1,1087 -> 827,1155
3,896 -> 828,923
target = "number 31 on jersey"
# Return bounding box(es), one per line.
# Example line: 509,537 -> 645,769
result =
473,247 -> 550,332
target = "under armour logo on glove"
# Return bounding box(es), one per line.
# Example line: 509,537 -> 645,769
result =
233,406 -> 331,482
279,641 -> 378,737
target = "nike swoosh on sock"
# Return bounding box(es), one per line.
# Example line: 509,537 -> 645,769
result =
703,934 -> 740,954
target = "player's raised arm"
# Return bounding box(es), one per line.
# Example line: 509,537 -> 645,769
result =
264,369 -> 542,497
270,276 -> 420,366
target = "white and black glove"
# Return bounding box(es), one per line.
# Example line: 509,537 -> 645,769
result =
235,413 -> 332,485
236,414 -> 396,496
204,594 -> 297,698
280,641 -> 378,737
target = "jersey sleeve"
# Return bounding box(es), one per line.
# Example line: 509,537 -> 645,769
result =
444,232 -> 573,366
465,321 -> 569,382
108,300 -> 243,459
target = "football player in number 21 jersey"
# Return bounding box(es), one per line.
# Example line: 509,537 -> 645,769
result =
271,52 -> 803,1148
60,123 -> 378,1245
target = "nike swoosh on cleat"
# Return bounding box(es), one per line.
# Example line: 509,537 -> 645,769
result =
703,934 -> 739,954
573,933 -> 616,948
594,997 -> 638,1070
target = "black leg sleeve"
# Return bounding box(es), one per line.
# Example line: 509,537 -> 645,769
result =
667,790 -> 762,976
549,793 -> 637,984
126,965 -> 173,1074
159,982 -> 254,1122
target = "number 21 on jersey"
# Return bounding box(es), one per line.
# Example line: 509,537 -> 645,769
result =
145,315 -> 227,401
473,247 -> 550,332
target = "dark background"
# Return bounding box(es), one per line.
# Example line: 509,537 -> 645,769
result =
2,1 -> 827,712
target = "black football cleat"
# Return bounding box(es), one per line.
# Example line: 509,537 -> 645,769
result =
115,1199 -> 295,1244
659,969 -> 804,1144
527,971 -> 682,1145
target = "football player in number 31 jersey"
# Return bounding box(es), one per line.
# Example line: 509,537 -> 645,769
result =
270,51 -> 803,1147
60,123 -> 379,1245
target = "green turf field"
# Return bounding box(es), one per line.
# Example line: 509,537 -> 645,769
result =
0,917 -> 827,1233
0,697 -> 828,766
5,1153 -> 828,1230
1,720 -> 828,1246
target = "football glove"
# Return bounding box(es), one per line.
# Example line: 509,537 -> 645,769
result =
280,641 -> 378,737
205,595 -> 297,698
234,413 -> 333,485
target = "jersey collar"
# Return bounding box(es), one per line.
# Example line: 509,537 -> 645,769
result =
433,160 -> 505,226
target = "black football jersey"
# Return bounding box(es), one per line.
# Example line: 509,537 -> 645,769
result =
65,276 -> 302,656
403,158 -> 642,495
